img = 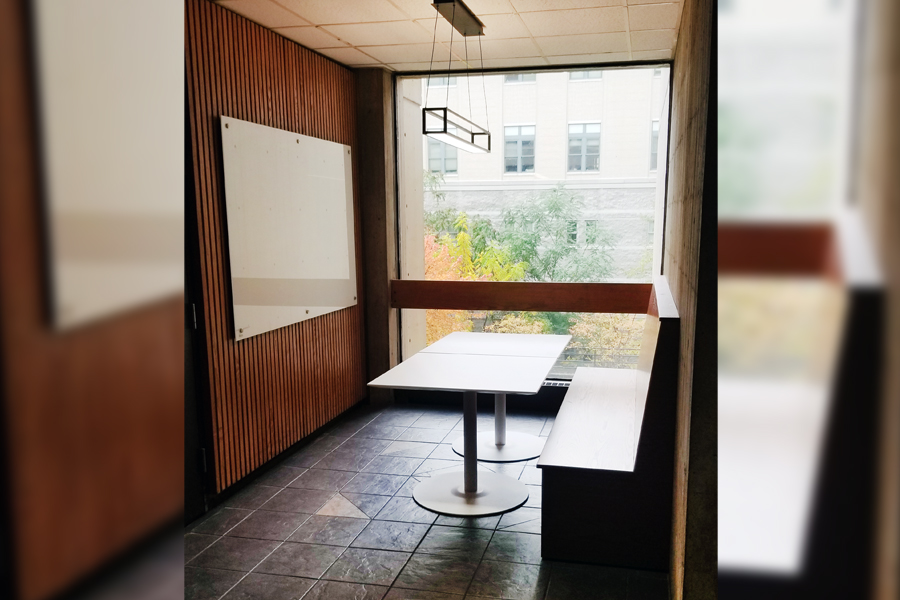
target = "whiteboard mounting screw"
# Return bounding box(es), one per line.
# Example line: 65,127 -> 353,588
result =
296,139 -> 299,143
306,310 -> 309,314
239,328 -> 243,333
225,123 -> 229,128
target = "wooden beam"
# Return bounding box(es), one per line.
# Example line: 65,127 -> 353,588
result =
718,223 -> 834,276
390,280 -> 652,314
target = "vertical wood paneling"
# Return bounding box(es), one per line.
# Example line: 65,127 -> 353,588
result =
185,0 -> 366,493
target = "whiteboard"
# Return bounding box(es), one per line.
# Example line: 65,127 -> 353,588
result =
220,116 -> 357,341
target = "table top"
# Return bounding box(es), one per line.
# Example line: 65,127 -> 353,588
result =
368,352 -> 557,395
420,332 -> 572,358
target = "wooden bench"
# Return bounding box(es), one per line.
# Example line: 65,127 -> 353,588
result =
537,275 -> 679,571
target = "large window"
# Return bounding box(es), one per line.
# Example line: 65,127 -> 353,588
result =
568,123 -> 601,172
505,125 -> 535,173
650,120 -> 660,171
427,76 -> 456,87
428,138 -> 457,174
505,73 -> 536,83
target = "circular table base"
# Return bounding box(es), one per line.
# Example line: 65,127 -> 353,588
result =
412,470 -> 529,516
451,430 -> 546,463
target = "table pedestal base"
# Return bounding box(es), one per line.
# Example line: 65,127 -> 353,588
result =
412,470 -> 529,516
451,431 -> 546,463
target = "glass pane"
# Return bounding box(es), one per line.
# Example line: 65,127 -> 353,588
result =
568,138 -> 583,152
521,140 -> 534,156
586,139 -> 600,153
586,123 -> 601,133
568,124 -> 583,134
446,145 -> 458,159
504,74 -> 520,83
504,126 -> 518,135
652,120 -> 660,133
585,155 -> 599,171
568,155 -> 582,171
523,73 -> 536,82
570,71 -> 585,80
522,156 -> 534,172
505,141 -> 518,157
505,158 -> 519,172
445,158 -> 457,173
520,126 -> 535,136
567,220 -> 577,244
429,158 -> 442,172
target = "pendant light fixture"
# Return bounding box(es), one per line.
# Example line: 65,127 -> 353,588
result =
423,0 -> 491,154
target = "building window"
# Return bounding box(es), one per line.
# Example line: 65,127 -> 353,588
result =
504,73 -> 536,83
428,138 -> 458,174
567,220 -> 578,244
570,70 -> 602,80
650,120 -> 660,171
585,220 -> 599,245
427,76 -> 457,87
653,68 -> 662,77
568,123 -> 601,172
504,125 -> 535,173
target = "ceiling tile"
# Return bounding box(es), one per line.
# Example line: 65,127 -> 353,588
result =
535,32 -> 629,55
216,0 -> 309,28
519,7 -> 627,36
628,3 -> 682,31
315,47 -> 382,66
511,0 -> 623,10
546,52 -> 631,64
631,49 -> 672,60
361,43 -> 454,64
414,13 -> 531,41
278,0 -> 408,24
388,60 -> 480,72
464,0 -> 517,15
388,0 -> 442,19
273,26 -> 347,49
478,38 -> 542,59
630,29 -> 676,51
322,21 -> 433,46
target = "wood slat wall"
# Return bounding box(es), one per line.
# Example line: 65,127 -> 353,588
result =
185,0 -> 366,493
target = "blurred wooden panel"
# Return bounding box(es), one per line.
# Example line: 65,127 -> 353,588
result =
185,0 -> 366,494
718,223 -> 834,276
391,280 -> 652,314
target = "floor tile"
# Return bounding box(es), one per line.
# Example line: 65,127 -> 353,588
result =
545,563 -> 628,600
417,526 -> 493,558
260,488 -> 335,514
342,472 -> 408,495
342,492 -> 391,518
428,444 -> 464,461
337,437 -> 393,454
539,419 -> 554,437
288,468 -> 356,491
411,415 -> 461,430
351,520 -> 430,553
397,428 -> 450,443
280,449 -> 328,469
188,536 -> 279,572
354,423 -> 408,440
374,496 -> 438,524
517,467 -> 542,486
317,493 -> 371,519
482,531 -> 542,565
381,441 -> 439,458
184,533 -> 219,563
184,567 -> 243,600
225,510 -> 310,541
254,466 -> 306,488
384,589 -> 464,600
288,515 -> 368,546
371,412 -> 422,428
362,456 -> 425,476
467,560 -> 550,600
496,508 -> 541,535
191,507 -> 252,535
484,462 -> 525,480
395,476 -> 426,497
314,449 -> 380,472
523,486 -> 541,509
323,547 -> 411,585
306,435 -> 347,453
304,580 -> 389,600
504,418 -> 545,436
221,485 -> 282,510
393,553 -> 479,595
434,514 -> 502,530
222,572 -> 315,599
413,459 -> 464,477
626,570 -> 668,600
253,542 -> 344,578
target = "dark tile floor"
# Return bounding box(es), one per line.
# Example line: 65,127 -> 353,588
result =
186,404 -> 668,600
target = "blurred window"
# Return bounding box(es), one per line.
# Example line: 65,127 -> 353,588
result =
504,125 -> 535,173
568,123 -> 601,172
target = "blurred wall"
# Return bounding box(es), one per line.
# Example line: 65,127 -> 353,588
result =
0,1 -> 183,599
661,0 -> 716,597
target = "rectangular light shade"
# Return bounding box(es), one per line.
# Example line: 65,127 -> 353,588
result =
423,107 -> 491,154
433,0 -> 485,37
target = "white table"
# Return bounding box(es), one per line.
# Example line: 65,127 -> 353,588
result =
422,332 -> 571,463
368,332 -> 569,516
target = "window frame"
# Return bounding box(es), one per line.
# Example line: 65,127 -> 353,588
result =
504,125 -> 536,174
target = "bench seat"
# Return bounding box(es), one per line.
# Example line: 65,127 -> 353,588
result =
537,275 -> 679,571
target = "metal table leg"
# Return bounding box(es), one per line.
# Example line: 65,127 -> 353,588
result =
450,392 -> 546,463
